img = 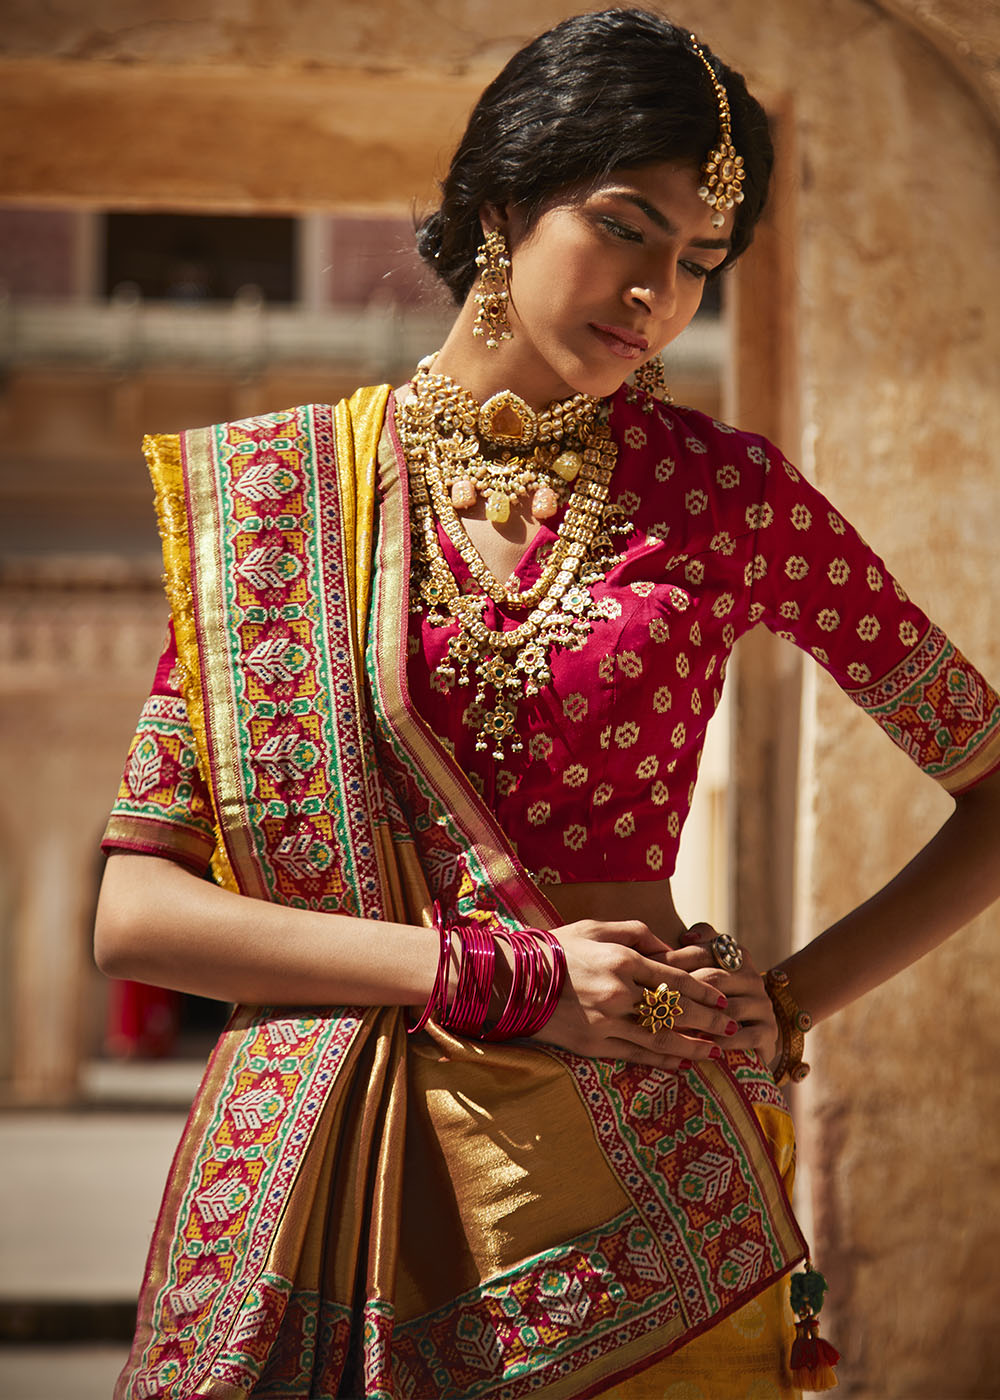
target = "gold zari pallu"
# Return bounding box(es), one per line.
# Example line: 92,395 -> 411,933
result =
114,390 -> 806,1399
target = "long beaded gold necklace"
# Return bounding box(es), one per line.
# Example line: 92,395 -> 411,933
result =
398,363 -> 626,759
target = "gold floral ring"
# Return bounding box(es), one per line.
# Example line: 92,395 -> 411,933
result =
635,982 -> 684,1034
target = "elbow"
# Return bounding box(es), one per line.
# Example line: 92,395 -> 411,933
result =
93,898 -> 140,981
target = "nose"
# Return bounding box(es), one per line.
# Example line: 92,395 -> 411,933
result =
627,257 -> 679,318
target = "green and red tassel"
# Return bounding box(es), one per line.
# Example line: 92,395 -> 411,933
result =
789,1263 -> 840,1391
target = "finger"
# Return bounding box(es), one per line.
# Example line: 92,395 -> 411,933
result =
590,919 -> 671,956
629,982 -> 733,1047
634,961 -> 730,1011
602,1032 -> 721,1070
713,993 -> 771,1023
679,921 -> 718,947
688,966 -> 761,997
618,1000 -> 732,1057
671,1000 -> 741,1039
600,1038 -> 692,1070
711,1023 -> 775,1054
627,1027 -> 726,1063
664,946 -> 718,972
630,981 -> 737,1038
675,933 -> 758,978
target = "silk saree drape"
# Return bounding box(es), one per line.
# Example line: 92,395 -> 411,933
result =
114,390 -> 805,1400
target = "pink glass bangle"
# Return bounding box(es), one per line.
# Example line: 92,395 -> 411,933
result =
484,927 -> 566,1040
485,930 -> 537,1040
447,921 -> 496,1035
521,929 -> 566,1036
407,901 -> 452,1035
410,912 -> 567,1043
513,933 -> 550,1036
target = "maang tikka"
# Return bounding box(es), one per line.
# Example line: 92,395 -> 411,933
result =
472,228 -> 513,349
688,35 -> 745,229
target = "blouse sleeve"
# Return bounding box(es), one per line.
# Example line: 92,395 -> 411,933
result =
101,617 -> 218,873
747,443 -> 1000,795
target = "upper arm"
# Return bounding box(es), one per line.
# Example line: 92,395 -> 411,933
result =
94,851 -> 205,977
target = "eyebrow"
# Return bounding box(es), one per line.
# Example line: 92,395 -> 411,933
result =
608,190 -> 732,251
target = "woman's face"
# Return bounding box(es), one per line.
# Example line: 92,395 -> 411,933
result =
489,161 -> 733,406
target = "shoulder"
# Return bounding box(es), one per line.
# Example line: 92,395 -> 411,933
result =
608,385 -> 774,465
164,386 -> 393,444
606,386 -> 781,515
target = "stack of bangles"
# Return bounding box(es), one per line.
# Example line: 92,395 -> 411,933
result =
764,967 -> 812,1085
408,902 -> 567,1040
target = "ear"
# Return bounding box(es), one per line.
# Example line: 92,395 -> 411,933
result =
478,201 -> 510,239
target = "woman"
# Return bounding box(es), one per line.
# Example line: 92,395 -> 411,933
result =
96,10 -> 1000,1398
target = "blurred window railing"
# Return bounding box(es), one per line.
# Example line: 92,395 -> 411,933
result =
0,287 -> 726,377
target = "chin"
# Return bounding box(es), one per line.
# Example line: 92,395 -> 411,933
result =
581,371 -> 632,402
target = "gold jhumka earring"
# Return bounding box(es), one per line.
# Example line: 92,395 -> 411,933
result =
688,34 -> 745,229
472,228 -> 513,349
633,355 -> 673,404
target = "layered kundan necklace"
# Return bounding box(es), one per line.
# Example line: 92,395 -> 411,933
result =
398,358 -> 626,759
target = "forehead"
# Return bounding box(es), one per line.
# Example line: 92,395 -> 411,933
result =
533,160 -> 705,214
586,161 -> 706,203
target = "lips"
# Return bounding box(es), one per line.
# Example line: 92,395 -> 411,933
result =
589,322 -> 650,360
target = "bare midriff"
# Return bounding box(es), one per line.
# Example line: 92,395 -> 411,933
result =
538,877 -> 689,947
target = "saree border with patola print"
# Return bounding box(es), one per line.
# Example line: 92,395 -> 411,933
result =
116,393 -> 805,1400
117,399 -> 406,1400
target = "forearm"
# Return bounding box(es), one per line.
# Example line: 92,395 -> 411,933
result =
778,770 -> 1000,1023
95,854 -> 737,1072
95,852 -> 439,1008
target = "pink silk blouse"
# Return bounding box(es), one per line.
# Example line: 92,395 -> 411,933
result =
406,391 -> 1000,883
103,389 -> 1000,885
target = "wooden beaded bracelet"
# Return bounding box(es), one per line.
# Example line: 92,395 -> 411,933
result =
764,967 -> 812,1086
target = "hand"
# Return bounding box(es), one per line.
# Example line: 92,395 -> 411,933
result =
663,922 -> 779,1063
530,918 -> 734,1070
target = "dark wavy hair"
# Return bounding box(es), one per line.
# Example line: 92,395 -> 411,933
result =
417,9 -> 773,304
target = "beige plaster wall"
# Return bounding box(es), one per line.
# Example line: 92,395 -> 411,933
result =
0,1 -> 997,1393
782,12 -> 1000,1396
706,5 -> 1000,1393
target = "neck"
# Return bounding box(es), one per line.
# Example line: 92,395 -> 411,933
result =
428,304 -> 580,413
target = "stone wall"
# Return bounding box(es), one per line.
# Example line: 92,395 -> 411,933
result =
1,1 -> 997,1393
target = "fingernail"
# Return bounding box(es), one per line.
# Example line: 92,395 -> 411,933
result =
709,1046 -> 723,1059
678,1059 -> 693,1070
716,995 -> 728,1009
725,1019 -> 738,1035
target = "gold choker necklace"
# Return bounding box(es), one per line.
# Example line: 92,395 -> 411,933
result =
404,363 -> 602,523
398,365 -> 626,759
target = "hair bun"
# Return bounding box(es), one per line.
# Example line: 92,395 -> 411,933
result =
415,213 -> 444,263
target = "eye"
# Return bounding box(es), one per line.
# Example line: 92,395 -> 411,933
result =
600,216 -> 643,244
680,260 -> 712,280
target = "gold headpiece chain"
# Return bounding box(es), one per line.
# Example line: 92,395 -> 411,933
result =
688,34 -> 745,229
